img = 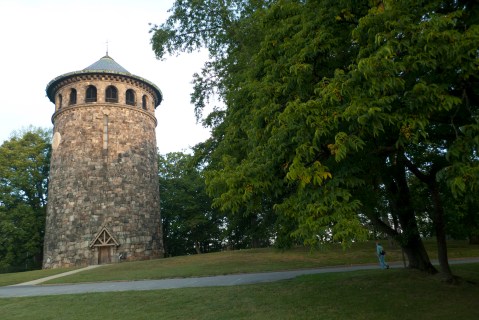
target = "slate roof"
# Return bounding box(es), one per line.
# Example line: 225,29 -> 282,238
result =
46,55 -> 162,107
83,55 -> 130,74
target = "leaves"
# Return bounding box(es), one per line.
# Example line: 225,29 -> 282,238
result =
152,0 -> 479,250
0,128 -> 51,272
158,152 -> 224,255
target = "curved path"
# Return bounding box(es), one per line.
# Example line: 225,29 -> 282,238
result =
1,258 -> 478,298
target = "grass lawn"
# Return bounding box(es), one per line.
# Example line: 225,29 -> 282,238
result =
42,239 -> 479,284
1,240 -> 478,286
0,267 -> 78,287
0,264 -> 478,319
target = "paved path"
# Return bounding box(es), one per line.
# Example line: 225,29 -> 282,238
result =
1,258 -> 478,298
8,265 -> 103,286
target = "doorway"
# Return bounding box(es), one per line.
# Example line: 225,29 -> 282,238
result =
90,225 -> 119,265
98,246 -> 112,264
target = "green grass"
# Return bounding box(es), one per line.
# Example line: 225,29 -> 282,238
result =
1,240 -> 478,286
0,264 -> 478,320
42,239 -> 479,284
0,240 -> 478,319
0,267 -> 78,287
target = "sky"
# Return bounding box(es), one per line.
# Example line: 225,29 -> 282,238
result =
0,0 -> 211,154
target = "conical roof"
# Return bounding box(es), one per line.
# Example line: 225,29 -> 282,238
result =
46,55 -> 162,107
83,55 -> 130,74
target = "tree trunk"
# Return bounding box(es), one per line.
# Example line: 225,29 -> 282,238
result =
429,182 -> 454,281
381,154 -> 437,274
400,232 -> 436,273
394,193 -> 436,273
402,154 -> 454,280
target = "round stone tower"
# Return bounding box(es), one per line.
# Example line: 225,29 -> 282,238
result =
43,55 -> 164,268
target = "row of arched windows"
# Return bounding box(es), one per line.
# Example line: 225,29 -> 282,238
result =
58,85 -> 149,110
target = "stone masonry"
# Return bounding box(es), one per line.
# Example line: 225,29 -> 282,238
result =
43,55 -> 164,268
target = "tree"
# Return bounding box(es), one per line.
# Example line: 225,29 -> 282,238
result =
151,0 -> 478,279
322,0 -> 479,279
0,128 -> 51,272
159,152 -> 223,256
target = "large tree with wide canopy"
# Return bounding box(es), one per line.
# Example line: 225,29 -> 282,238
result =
151,0 -> 478,280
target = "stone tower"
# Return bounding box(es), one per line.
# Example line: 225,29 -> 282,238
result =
43,55 -> 164,268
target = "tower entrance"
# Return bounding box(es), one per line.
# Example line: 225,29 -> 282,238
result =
98,246 -> 113,264
90,225 -> 119,265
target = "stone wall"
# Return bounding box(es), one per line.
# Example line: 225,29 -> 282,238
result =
43,74 -> 164,269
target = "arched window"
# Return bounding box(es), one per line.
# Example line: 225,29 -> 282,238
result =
126,89 -> 135,106
69,88 -> 77,105
105,86 -> 118,103
142,95 -> 148,110
58,94 -> 62,109
86,85 -> 97,103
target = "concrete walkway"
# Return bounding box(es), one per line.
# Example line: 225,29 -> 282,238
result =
9,265 -> 103,286
1,258 -> 478,298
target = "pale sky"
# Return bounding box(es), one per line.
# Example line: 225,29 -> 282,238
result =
0,0 -> 211,154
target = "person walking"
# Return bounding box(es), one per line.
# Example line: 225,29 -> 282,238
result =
376,241 -> 389,269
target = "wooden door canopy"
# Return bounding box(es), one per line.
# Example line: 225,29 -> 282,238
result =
89,225 -> 119,248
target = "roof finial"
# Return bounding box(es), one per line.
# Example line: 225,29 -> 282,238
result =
106,40 -> 109,56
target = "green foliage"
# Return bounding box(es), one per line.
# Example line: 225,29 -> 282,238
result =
0,128 -> 51,272
151,0 -> 479,258
158,152 -> 223,256
199,0 -> 372,246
